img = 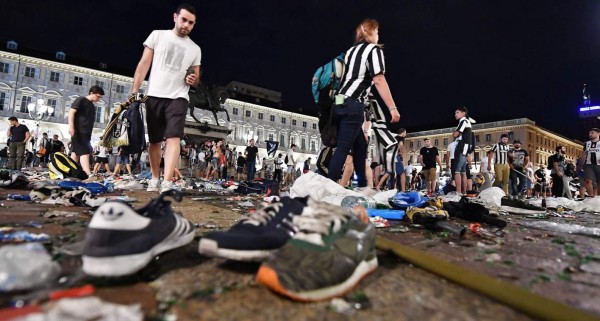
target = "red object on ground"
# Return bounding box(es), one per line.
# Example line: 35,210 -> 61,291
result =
0,305 -> 42,321
48,284 -> 95,300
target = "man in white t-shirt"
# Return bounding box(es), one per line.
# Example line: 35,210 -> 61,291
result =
131,3 -> 202,193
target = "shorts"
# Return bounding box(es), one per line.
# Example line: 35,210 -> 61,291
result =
117,155 -> 129,165
455,154 -> 468,174
237,166 -> 244,173
145,96 -> 188,144
584,164 -> 600,183
423,168 -> 437,183
287,165 -> 294,173
450,158 -> 457,177
396,161 -> 405,175
71,132 -> 92,156
95,156 -> 109,164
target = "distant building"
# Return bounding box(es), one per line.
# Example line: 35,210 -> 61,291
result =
0,43 -> 320,164
404,118 -> 582,169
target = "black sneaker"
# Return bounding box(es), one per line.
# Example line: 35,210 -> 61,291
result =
500,197 -> 546,215
82,190 -> 195,277
198,196 -> 308,262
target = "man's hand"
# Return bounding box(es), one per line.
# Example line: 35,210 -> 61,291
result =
487,165 -> 491,171
185,73 -> 197,86
390,109 -> 400,123
69,128 -> 75,136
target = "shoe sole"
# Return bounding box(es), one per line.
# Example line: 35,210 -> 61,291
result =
82,227 -> 195,277
198,238 -> 274,262
256,256 -> 378,302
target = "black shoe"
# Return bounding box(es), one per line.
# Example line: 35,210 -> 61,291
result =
198,196 -> 308,261
500,197 -> 546,214
82,190 -> 195,276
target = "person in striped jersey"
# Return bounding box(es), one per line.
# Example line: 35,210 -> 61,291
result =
581,128 -> 600,196
488,134 -> 510,195
327,19 -> 400,193
452,107 -> 472,194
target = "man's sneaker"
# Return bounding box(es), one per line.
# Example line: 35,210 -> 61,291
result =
159,180 -> 176,194
82,190 -> 195,277
500,197 -> 546,215
256,199 -> 378,302
147,178 -> 160,192
198,197 -> 308,261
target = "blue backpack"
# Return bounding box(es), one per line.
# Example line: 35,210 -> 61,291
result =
311,53 -> 345,147
121,101 -> 146,155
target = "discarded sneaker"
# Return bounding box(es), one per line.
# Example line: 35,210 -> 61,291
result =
256,199 -> 378,302
146,178 -> 160,192
500,198 -> 546,215
198,196 -> 308,261
82,190 -> 195,277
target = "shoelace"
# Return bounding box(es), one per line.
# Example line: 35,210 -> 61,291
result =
143,190 -> 183,217
292,207 -> 352,245
240,202 -> 283,226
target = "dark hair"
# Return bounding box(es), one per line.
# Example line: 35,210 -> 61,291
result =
555,145 -> 563,152
456,106 -> 468,115
591,128 -> 600,133
89,86 -> 105,95
176,3 -> 197,16
291,144 -> 297,148
500,134 -> 509,139
8,116 -> 17,121
423,138 -> 430,141
398,128 -> 406,134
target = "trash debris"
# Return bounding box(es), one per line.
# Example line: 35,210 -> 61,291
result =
519,221 -> 600,238
369,216 -> 390,228
43,210 -> 79,218
7,194 -> 31,201
329,298 -> 356,315
0,243 -> 61,292
580,262 -> 600,275
366,208 -> 405,220
485,253 -> 502,263
0,229 -> 50,243
238,201 -> 255,207
13,296 -> 143,321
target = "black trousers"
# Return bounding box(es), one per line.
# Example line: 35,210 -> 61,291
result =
550,174 -> 563,197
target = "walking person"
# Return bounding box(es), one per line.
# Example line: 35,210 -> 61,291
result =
245,139 -> 259,180
328,18 -> 400,194
489,134 -> 510,195
92,144 -> 111,175
581,127 -> 600,197
452,107 -> 472,195
508,139 -> 529,199
131,3 -> 202,193
68,86 -> 104,176
6,117 -> 30,170
37,132 -> 51,167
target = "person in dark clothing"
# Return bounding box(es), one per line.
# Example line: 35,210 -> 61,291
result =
236,152 -> 247,181
245,139 -> 259,180
6,116 -> 31,170
550,145 -> 566,197
274,153 -> 284,183
303,157 -> 312,174
68,86 -> 104,176
0,147 -> 8,168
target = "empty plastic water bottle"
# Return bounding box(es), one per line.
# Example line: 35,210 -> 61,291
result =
7,194 -> 31,201
341,196 -> 377,209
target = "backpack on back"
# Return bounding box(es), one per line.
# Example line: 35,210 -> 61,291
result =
311,53 -> 345,147
49,152 -> 88,180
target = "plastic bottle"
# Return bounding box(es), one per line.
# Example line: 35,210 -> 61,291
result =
7,194 -> 31,201
341,196 -> 377,209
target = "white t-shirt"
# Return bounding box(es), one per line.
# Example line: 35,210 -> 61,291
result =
140,150 -> 148,162
447,141 -> 458,160
287,149 -> 295,165
198,151 -> 205,162
97,145 -> 107,158
480,156 -> 489,173
144,30 -> 202,100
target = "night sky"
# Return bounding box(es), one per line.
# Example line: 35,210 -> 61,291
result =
2,0 -> 599,140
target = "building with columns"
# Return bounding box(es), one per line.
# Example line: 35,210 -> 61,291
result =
403,118 -> 582,169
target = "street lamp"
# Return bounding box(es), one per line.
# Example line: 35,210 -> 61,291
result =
27,98 -> 54,123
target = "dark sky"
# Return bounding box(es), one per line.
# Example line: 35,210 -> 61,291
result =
2,0 -> 599,140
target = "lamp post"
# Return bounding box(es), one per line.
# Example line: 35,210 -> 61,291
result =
26,98 -> 54,151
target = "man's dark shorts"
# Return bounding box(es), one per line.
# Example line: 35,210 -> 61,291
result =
71,132 -> 92,156
95,156 -> 109,164
145,97 -> 188,144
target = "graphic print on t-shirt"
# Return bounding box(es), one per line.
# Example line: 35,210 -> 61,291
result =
162,42 -> 186,73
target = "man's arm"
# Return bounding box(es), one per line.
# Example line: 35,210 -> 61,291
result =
132,47 -> 154,93
186,65 -> 200,87
24,131 -> 31,143
417,154 -> 424,166
436,155 -> 443,169
553,158 -> 562,176
68,109 -> 77,136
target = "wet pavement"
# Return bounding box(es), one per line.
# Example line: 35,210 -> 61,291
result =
0,186 -> 599,320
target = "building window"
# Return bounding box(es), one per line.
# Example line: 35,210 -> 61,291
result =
310,140 -> 316,151
232,107 -> 239,115
443,138 -> 448,146
47,99 -> 57,116
270,115 -> 275,122
24,67 -> 36,78
434,139 -> 438,146
0,92 -> 7,110
291,136 -> 296,145
50,71 -> 61,82
245,110 -> 251,117
292,119 -> 297,126
115,84 -> 125,93
312,123 -> 317,130
268,133 -> 274,141
302,121 -> 307,128
508,131 -> 514,140
257,129 -> 263,142
0,62 -> 9,73
95,80 -> 105,88
95,106 -> 103,123
409,142 -> 414,148
280,134 -> 285,146
56,52 -> 66,60
486,134 -> 492,142
301,138 -> 306,150
475,135 -> 480,143
258,112 -> 264,120
99,62 -> 107,69
19,95 -> 32,113
7,41 -> 17,50
73,76 -> 83,86
281,117 -> 286,124
417,141 -> 421,148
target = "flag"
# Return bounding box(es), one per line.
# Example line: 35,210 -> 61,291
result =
265,140 -> 279,158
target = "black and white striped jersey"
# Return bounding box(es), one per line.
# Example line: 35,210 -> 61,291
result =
584,140 -> 600,165
454,117 -> 472,156
338,42 -> 385,103
491,143 -> 510,164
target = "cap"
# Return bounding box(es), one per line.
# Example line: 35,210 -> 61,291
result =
513,140 -> 521,144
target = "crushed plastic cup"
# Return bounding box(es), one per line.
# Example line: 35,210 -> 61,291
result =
0,243 -> 61,292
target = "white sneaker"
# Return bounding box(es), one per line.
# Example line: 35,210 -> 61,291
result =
147,178 -> 160,192
159,180 -> 174,194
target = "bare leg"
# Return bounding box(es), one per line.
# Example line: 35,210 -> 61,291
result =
149,142 -> 162,180
79,154 -> 92,175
